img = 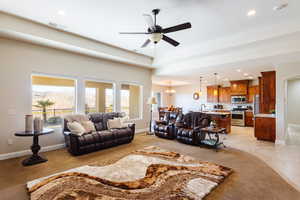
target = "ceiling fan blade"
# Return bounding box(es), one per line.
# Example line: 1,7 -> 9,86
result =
119,32 -> 150,34
141,39 -> 151,48
162,22 -> 192,33
162,35 -> 180,47
143,14 -> 155,31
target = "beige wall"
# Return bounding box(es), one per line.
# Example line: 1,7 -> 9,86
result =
168,84 -> 208,113
0,14 -> 152,155
129,85 -> 141,119
0,38 -> 151,155
287,79 -> 300,125
0,11 -> 153,65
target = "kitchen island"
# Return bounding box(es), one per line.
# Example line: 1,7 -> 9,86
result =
202,111 -> 231,133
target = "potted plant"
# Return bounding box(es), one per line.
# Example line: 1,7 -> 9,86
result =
34,99 -> 55,122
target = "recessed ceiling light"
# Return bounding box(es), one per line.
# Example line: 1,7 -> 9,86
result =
223,78 -> 229,81
244,73 -> 249,76
58,10 -> 65,16
247,9 -> 256,17
236,69 -> 242,72
248,76 -> 254,79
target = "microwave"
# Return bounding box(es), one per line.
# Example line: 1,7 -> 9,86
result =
231,96 -> 247,104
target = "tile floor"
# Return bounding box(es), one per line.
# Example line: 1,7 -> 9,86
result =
225,126 -> 300,191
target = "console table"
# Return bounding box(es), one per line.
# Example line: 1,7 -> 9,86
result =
199,127 -> 226,151
14,128 -> 54,166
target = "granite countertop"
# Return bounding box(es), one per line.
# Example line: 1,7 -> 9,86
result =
202,111 -> 231,115
255,113 -> 276,118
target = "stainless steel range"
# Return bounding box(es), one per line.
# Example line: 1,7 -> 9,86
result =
231,109 -> 246,127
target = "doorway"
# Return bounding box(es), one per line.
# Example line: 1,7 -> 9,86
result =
286,78 -> 300,145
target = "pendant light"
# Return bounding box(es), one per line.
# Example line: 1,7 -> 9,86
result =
213,73 -> 218,96
193,76 -> 203,100
199,76 -> 203,96
165,81 -> 176,95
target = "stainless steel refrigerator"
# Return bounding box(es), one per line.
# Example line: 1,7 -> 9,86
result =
253,95 -> 260,115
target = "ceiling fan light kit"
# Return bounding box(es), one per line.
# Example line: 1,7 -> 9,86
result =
150,33 -> 163,43
120,8 -> 192,48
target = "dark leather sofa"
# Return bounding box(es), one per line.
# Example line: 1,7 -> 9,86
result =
176,112 -> 211,145
63,112 -> 135,155
154,112 -> 182,139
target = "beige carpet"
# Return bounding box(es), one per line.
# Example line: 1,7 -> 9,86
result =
27,146 -> 232,199
0,133 -> 300,200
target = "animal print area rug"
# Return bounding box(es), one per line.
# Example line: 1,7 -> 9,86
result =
27,146 -> 232,200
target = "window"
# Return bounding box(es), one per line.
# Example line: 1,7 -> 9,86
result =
85,81 -> 114,114
32,75 -> 76,127
154,92 -> 162,108
121,84 -> 142,119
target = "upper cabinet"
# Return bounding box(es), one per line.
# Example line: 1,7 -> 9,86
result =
207,86 -> 230,103
230,80 -> 249,95
248,85 -> 259,103
207,85 -> 220,103
219,87 -> 231,103
259,71 -> 276,114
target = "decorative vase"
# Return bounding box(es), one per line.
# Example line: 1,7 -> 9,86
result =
40,120 -> 44,131
34,117 -> 42,132
25,115 -> 33,132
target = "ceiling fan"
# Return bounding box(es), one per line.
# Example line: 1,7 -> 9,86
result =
119,9 -> 192,48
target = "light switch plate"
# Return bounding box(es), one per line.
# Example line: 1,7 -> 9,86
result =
7,139 -> 13,145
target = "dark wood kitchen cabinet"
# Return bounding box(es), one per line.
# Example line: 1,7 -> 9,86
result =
248,85 -> 259,103
219,87 -> 231,103
254,117 -> 276,142
207,85 -> 220,103
230,80 -> 249,96
245,111 -> 254,127
259,71 -> 276,114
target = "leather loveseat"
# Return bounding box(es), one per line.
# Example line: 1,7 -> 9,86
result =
63,112 -> 135,155
176,112 -> 211,145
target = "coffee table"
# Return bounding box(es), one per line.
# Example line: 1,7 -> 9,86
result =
15,128 -> 54,166
199,127 -> 226,151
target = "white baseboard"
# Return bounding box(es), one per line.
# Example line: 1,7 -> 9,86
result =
0,129 -> 147,161
136,128 -> 148,134
275,139 -> 286,145
0,143 -> 65,161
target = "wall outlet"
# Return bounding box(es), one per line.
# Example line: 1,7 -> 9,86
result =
7,139 -> 13,145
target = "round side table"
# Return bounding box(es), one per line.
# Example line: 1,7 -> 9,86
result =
14,128 -> 54,166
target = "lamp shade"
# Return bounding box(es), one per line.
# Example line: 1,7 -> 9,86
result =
147,97 -> 157,105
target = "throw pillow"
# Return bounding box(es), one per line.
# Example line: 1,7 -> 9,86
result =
81,120 -> 96,133
67,121 -> 86,136
116,117 -> 130,128
107,118 -> 122,129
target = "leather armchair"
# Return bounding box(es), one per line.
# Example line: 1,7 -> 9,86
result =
154,112 -> 181,139
176,112 -> 211,145
63,112 -> 135,155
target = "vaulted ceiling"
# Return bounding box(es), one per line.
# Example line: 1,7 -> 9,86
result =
1,0 -> 300,85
